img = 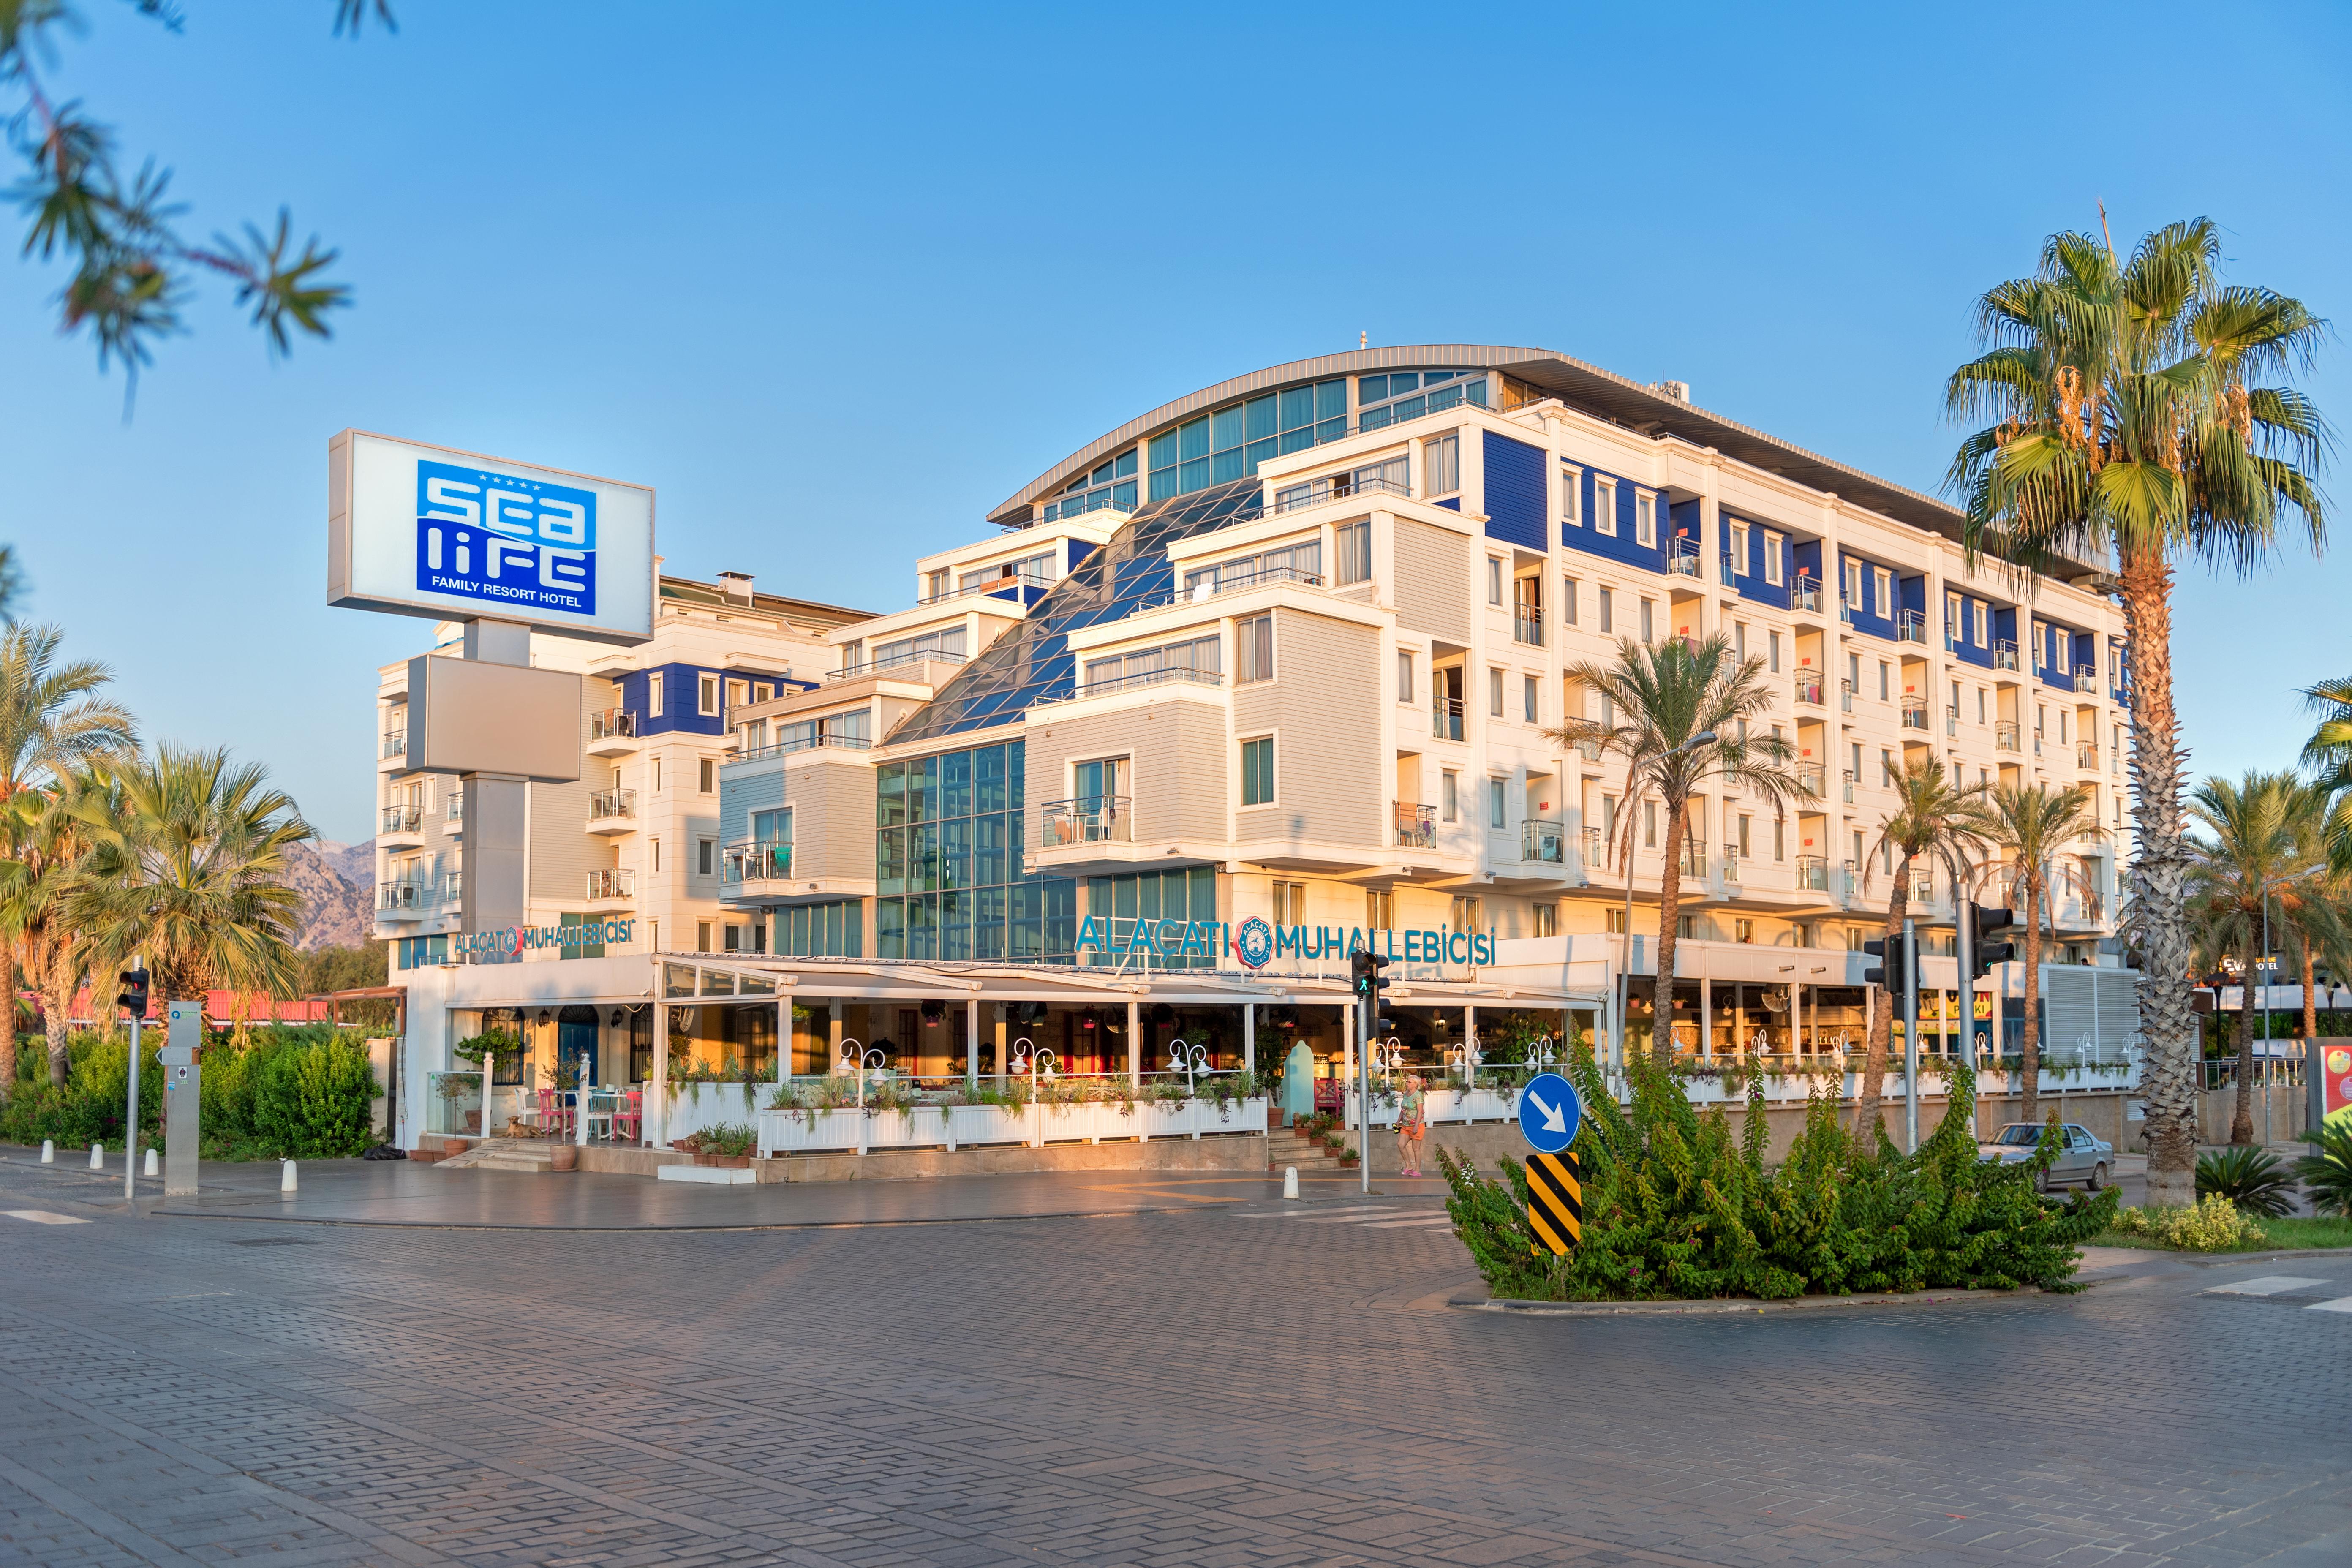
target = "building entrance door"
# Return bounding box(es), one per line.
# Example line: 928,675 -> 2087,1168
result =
557,1007 -> 600,1086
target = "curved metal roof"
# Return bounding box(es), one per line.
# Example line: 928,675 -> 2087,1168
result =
988,343 -> 1971,545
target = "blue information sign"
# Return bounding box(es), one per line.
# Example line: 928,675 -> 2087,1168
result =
1518,1071 -> 1582,1154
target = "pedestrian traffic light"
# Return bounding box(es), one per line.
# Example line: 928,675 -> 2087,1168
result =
1968,904 -> 2017,978
1352,948 -> 1396,1032
1861,934 -> 1910,993
117,967 -> 150,1021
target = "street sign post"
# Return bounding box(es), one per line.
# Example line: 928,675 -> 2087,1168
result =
1525,1150 -> 1583,1254
1518,1070 -> 1581,1155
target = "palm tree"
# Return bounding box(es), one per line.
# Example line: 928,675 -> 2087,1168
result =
0,624 -> 134,1105
1980,784 -> 2102,1127
1852,757 -> 1990,1141
1548,634 -> 1805,1069
71,745 -> 313,1009
2186,772 -> 2339,1145
1945,218 -> 2328,1206
0,771 -> 106,1085
2298,675 -> 2352,868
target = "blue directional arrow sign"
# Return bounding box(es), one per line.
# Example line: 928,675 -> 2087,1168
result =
1518,1071 -> 1582,1155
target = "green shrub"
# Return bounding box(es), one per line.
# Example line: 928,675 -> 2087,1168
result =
253,1036 -> 380,1157
0,1031 -> 162,1150
2107,1195 -> 2267,1250
696,1122 -> 757,1158
2197,1146 -> 2296,1217
1439,1052 -> 2114,1302
2296,1122 -> 2352,1217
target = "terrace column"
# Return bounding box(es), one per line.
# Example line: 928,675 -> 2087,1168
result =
650,993 -> 669,1148
776,996 -> 789,1084
1243,1003 -> 1255,1078
1699,978 -> 1713,1058
966,999 -> 980,1091
1127,999 -> 1140,1089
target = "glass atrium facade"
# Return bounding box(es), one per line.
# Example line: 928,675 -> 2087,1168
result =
875,740 -> 1078,961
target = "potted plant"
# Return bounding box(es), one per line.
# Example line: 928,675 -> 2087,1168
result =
550,1141 -> 578,1172
690,1122 -> 757,1168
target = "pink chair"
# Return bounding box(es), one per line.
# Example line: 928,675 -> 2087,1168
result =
612,1089 -> 642,1144
535,1085 -> 557,1137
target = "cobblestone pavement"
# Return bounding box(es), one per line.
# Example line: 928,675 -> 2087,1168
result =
2,1156 -> 2348,1568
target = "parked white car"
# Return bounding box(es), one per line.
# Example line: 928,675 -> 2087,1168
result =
1977,1122 -> 2112,1190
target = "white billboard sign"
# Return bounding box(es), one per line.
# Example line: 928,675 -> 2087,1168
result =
327,430 -> 654,645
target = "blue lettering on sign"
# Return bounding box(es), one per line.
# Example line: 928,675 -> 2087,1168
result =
414,458 -> 598,618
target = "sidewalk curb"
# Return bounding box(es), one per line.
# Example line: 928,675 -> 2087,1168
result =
142,1202 -> 1225,1233
1452,1282 -> 2077,1316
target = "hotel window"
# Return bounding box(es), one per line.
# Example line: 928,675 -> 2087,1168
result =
651,755 -> 662,792
1367,888 -> 1394,928
1879,747 -> 1895,785
1236,615 -> 1274,683
1271,881 -> 1307,926
1974,601 -> 1989,646
648,672 -> 664,717
1488,778 -> 1506,829
1767,630 -> 1781,673
1451,895 -> 1485,933
1946,592 -> 1962,640
924,569 -> 950,600
1241,736 -> 1275,806
1606,907 -> 1626,934
1488,667 -> 1504,717
699,674 -> 721,716
1734,919 -> 1754,944
752,682 -> 772,702
697,838 -> 716,877
699,758 -> 716,794
1486,556 -> 1504,605
1148,383 -> 1339,502
1562,575 -> 1578,626
1639,598 -> 1654,643
697,920 -> 713,952
1598,586 -> 1614,633
1738,814 -> 1752,858
1424,433 -> 1460,497
1733,621 -> 1747,662
1601,793 -> 1618,840
1844,558 -> 1863,608
1523,674 -> 1538,723
1334,519 -> 1371,585
1533,902 -> 1558,938
726,678 -> 748,712
1594,481 -> 1617,536
752,807 -> 789,845
1878,661 -> 1889,701
1643,799 -> 1657,848
1732,524 -> 1751,577
650,838 -> 662,874
1978,687 -> 1988,723
1441,771 -> 1459,822
1873,567 -> 1892,614
1635,493 -> 1656,547
1773,817 -> 1785,861
1678,915 -> 1696,939
1560,468 -> 1581,525
1397,650 -> 1414,703
1763,531 -> 1784,586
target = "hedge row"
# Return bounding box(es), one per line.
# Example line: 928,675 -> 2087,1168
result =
0,1026 -> 381,1159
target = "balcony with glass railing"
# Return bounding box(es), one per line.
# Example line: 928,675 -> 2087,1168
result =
1718,552 -> 1736,587
1900,697 -> 1929,731
1840,679 -> 1855,713
1395,802 -> 1437,850
1269,471 -> 1412,515
585,868 -> 637,901
1680,841 -> 1707,880
380,804 -> 422,838
1668,537 -> 1703,577
2072,670 -> 2099,694
1182,563 -> 1326,601
375,877 -> 444,918
1995,721 -> 2021,753
1797,762 -> 1826,798
1842,769 -> 1857,804
1895,608 -> 1927,644
1035,667 -> 1223,708
1432,696 -> 1465,742
1796,854 -> 1829,892
1946,706 -> 1960,738
1794,675 -> 1825,708
1574,737 -> 1602,762
588,708 -> 640,754
1839,597 -> 1855,626
2076,742 -> 2099,770
1791,576 -> 1820,613
1512,613 -> 1545,647
1039,795 -> 1132,849
1719,847 -> 1741,885
1521,819 -> 1565,865
381,730 -> 407,760
1993,640 -> 2020,671
587,788 -> 637,832
1582,825 -> 1606,871
721,842 -> 791,886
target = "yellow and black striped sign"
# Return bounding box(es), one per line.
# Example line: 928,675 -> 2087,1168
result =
1526,1149 -> 1582,1255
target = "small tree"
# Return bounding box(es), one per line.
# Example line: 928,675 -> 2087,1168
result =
1980,784 -> 2101,1125
1548,634 -> 1805,1068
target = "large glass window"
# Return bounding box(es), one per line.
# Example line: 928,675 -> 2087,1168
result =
1357,369 -> 1489,432
1236,615 -> 1274,683
1149,380 -> 1347,502
959,552 -> 1056,593
1081,634 -> 1220,691
1080,867 -> 1219,971
1184,540 -> 1320,595
868,626 -> 966,671
1334,520 -> 1371,585
876,739 -> 1075,961
772,901 -> 860,958
1044,452 -> 1139,520
1241,737 -> 1274,806
1425,434 -> 1460,496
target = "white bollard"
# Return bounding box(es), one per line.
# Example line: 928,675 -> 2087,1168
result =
280,1159 -> 298,1194
40,1139 -> 53,1163
144,1147 -> 159,1177
89,1143 -> 104,1170
1282,1166 -> 1299,1200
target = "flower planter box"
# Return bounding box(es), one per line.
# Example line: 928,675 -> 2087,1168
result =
691,1152 -> 752,1168
754,1097 -> 1269,1157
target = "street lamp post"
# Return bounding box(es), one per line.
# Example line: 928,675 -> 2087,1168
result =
1007,1039 -> 1055,1148
838,1040 -> 885,1154
1168,1039 -> 1206,1138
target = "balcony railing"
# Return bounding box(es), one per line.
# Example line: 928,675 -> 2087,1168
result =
585,868 -> 637,900
2033,732 -> 2045,757
1796,855 -> 1829,891
1522,819 -> 1566,864
588,788 -> 637,823
1668,538 -> 1702,577
1582,826 -> 1606,868
833,649 -> 969,680
1040,795 -> 1132,849
1993,640 -> 2019,670
1895,609 -> 1927,644
376,878 -> 441,912
1946,706 -> 1960,738
1512,613 -> 1545,647
1269,472 -> 1412,515
1839,597 -> 1855,626
1840,679 -> 1855,713
1842,769 -> 1857,804
2073,670 -> 2099,693
917,575 -> 1050,606
381,730 -> 407,759
721,843 -> 791,884
1791,577 -> 1820,612
1395,802 -> 1437,850
1900,697 -> 1929,731
1795,676 -> 1825,707
1680,841 -> 1707,879
1720,847 -> 1741,885
1718,552 -> 1737,587
380,805 -> 421,834
1797,763 -> 1826,797
1574,738 -> 1602,762
1432,697 -> 1465,742
446,795 -> 463,823
589,708 -> 637,743
1045,666 -> 1223,705
2077,742 -> 2099,770
1184,564 -> 1326,600
735,727 -> 874,762
1995,721 -> 2021,753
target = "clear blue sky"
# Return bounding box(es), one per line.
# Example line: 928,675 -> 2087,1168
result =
2,2 -> 2345,844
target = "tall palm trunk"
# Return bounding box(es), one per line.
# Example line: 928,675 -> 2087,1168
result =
2302,947 -> 2319,1048
2120,549 -> 2198,1206
1854,855 -> 1913,1141
41,957 -> 71,1093
1651,794 -> 1689,1068
0,936 -> 15,1109
2231,949 -> 2258,1145
2019,871 -> 2044,1126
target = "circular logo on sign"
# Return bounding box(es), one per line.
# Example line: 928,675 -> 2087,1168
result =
2328,1047 -> 2352,1076
1234,917 -> 1275,970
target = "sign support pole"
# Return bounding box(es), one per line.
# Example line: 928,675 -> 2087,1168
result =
122,956 -> 141,1203
458,618 -> 534,958
1358,990 -> 1372,1195
1903,916 -> 1920,1153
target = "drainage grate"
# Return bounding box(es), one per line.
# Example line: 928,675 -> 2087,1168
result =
229,1237 -> 318,1247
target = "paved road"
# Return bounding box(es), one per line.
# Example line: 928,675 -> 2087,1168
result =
2,1153 -> 2347,1567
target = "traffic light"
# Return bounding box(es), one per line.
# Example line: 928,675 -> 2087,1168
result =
1968,904 -> 2017,979
1861,934 -> 1910,994
1352,948 -> 1396,1032
117,967 -> 150,1021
